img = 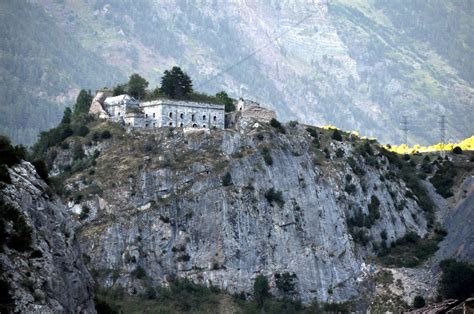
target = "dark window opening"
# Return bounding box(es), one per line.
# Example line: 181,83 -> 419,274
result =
203,124 -> 206,128
145,123 -> 148,127
180,123 -> 183,127
203,115 -> 206,120
192,114 -> 195,121
145,114 -> 148,118
169,122 -> 173,126
153,113 -> 155,118
213,116 -> 217,121
153,123 -> 156,127
180,113 -> 184,119
192,123 -> 197,128
169,112 -> 173,118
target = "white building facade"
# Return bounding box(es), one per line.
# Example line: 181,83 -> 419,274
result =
97,95 -> 225,129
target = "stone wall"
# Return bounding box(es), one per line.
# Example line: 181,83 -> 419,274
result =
241,106 -> 277,123
140,99 -> 225,129
103,95 -> 139,117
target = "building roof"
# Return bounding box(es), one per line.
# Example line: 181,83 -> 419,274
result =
140,98 -> 224,110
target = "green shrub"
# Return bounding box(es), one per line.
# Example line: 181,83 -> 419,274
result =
345,184 -> 356,194
0,136 -> 26,167
222,172 -> 232,186
261,147 -> 273,166
131,266 -> 147,279
378,232 -> 441,267
413,295 -> 425,309
430,161 -> 457,198
275,272 -> 297,295
253,275 -> 270,308
101,130 -> 112,139
452,146 -> 462,154
80,206 -> 90,220
347,157 -> 365,176
439,259 -> 474,300
367,195 -> 381,224
177,254 -> 191,262
95,296 -> 119,314
352,229 -> 370,245
331,129 -> 343,141
306,127 -> 319,138
0,165 -> 11,184
0,200 -> 32,252
32,160 -> 49,183
264,188 -> 284,207
74,125 -> 90,137
336,148 -> 345,158
270,119 -> 286,134
0,279 -> 14,313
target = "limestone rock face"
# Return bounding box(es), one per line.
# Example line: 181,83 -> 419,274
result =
89,90 -> 112,118
71,123 -> 429,304
0,162 -> 96,313
432,175 -> 474,267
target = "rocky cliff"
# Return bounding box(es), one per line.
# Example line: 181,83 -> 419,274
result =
53,119 -> 438,305
0,162 -> 96,313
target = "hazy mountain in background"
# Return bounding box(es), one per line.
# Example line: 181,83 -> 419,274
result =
1,0 -> 473,145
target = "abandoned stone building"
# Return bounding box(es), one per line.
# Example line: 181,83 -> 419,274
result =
89,91 -> 225,129
89,90 -> 276,130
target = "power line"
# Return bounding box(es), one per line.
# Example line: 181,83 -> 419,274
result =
195,13 -> 314,89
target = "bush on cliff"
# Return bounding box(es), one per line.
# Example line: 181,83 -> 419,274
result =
270,118 -> 286,134
254,274 -> 270,307
439,259 -> 474,300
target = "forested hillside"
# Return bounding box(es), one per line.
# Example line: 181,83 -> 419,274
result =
0,1 -> 124,145
1,0 -> 473,145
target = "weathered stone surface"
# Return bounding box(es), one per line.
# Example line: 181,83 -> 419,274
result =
72,122 -> 429,305
434,176 -> 474,263
89,90 -> 112,118
0,162 -> 96,313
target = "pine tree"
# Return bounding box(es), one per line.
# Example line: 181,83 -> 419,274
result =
73,90 -> 92,116
160,66 -> 193,99
127,74 -> 149,99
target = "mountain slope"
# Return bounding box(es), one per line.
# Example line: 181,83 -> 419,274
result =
43,117 -> 444,306
0,0 -> 125,145
0,161 -> 95,312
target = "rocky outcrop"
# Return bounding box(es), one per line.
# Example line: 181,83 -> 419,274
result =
65,121 -> 431,305
435,175 -> 474,263
89,90 -> 112,118
0,162 -> 96,313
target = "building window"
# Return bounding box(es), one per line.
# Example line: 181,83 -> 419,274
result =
213,116 -> 217,121
153,123 -> 156,127
145,114 -> 148,118
192,114 -> 195,121
118,112 -> 121,116
180,113 -> 184,119
169,112 -> 173,118
145,123 -> 148,127
169,122 -> 173,126
203,115 -> 206,120
153,113 -> 155,118
180,123 -> 183,127
192,123 -> 197,128
203,124 -> 206,128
